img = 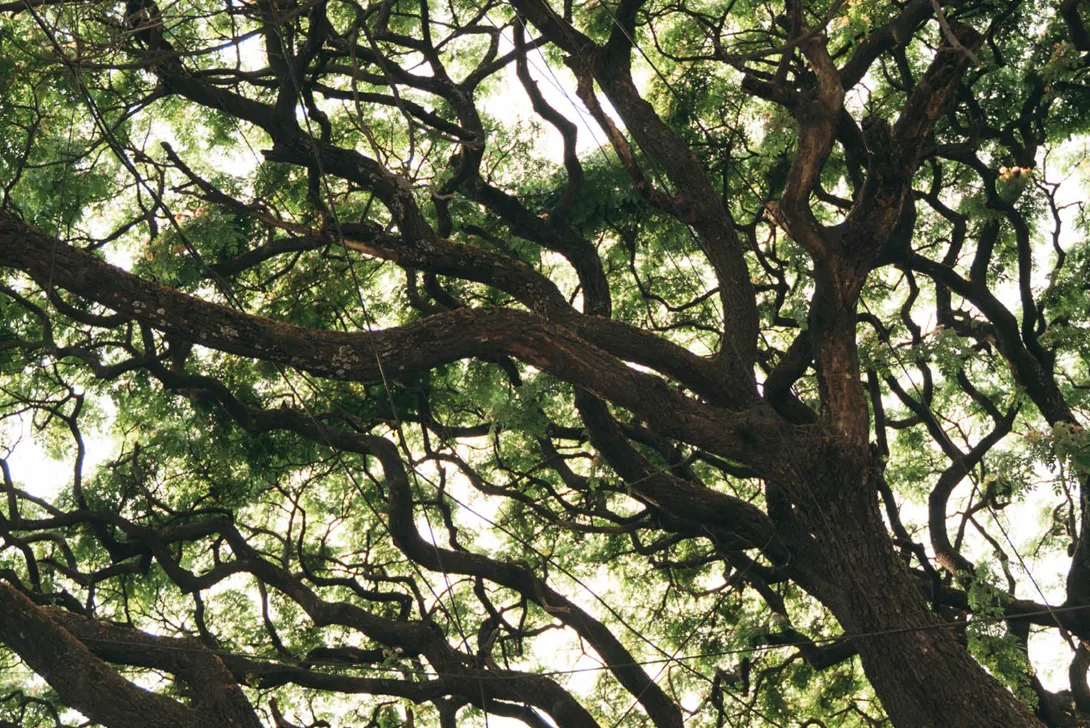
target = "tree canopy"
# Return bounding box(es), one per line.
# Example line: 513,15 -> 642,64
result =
3,0 -> 1090,725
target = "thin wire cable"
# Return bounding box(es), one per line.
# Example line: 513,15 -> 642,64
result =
483,34 -> 850,723
137,4 -> 1087,722
9,8 -> 742,728
860,296 -> 1074,649
519,4 -> 724,330
538,16 -> 1043,722
483,10 -> 864,717
416,13 -> 753,686
170,19 -> 715,703
19,3 -> 491,710
30,0 -> 686,672
19,4 -> 1039,724
608,534 -> 781,728
243,11 -> 762,716
20,1 -> 242,307
263,10 -> 741,709
69,600 -> 1090,680
260,7 -> 497,722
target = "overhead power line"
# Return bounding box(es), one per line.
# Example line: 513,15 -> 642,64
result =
72,600 -> 1090,682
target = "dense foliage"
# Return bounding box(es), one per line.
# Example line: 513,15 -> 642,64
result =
3,0 -> 1090,725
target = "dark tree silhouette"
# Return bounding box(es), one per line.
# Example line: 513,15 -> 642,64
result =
2,0 -> 1090,726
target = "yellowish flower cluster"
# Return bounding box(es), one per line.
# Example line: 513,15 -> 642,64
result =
998,165 -> 1032,181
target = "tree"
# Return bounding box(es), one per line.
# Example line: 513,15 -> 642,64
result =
1,0 -> 1090,725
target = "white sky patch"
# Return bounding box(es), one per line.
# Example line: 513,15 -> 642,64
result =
484,27 -> 639,163
434,453 -> 506,553
2,396 -> 117,501
233,33 -> 267,74
4,433 -> 76,501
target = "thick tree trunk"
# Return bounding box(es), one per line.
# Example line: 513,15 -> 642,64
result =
796,457 -> 1042,728
792,230 -> 1042,727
